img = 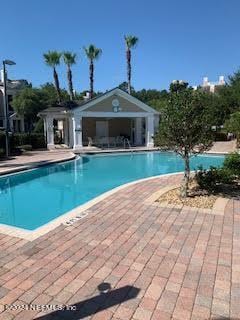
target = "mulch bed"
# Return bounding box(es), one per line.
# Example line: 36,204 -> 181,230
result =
157,187 -> 217,209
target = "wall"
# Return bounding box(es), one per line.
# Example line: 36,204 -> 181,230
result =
82,117 -> 132,146
108,118 -> 131,137
85,96 -> 144,112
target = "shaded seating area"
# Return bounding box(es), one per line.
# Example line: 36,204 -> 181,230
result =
87,136 -> 131,149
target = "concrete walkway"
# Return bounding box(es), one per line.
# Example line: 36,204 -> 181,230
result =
0,174 -> 239,319
207,140 -> 237,154
0,150 -> 75,175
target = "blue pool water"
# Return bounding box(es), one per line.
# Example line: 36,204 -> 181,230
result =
0,152 -> 224,230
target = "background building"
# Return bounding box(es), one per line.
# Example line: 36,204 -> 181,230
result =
0,71 -> 28,132
198,76 -> 226,93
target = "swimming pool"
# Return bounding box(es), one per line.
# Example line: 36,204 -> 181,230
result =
0,152 -> 224,230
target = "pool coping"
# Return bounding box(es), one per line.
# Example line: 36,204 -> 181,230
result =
0,172 -> 184,241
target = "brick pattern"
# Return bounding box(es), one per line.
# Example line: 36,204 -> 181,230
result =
0,174 -> 239,319
0,150 -> 75,175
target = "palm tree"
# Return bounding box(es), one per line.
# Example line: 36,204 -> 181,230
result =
124,35 -> 138,94
83,45 -> 102,99
63,52 -> 77,100
43,51 -> 62,102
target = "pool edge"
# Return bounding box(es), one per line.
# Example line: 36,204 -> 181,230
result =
0,152 -> 77,177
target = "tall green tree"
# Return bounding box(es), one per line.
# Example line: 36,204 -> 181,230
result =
156,85 -> 213,197
169,80 -> 189,93
224,112 -> 240,144
39,83 -> 69,106
12,83 -> 70,131
118,81 -> 134,93
12,87 -> 44,131
208,69 -> 240,128
43,51 -> 62,102
124,35 -> 138,94
62,52 -> 77,100
83,45 -> 102,99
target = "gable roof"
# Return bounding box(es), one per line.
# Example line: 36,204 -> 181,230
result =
75,88 -> 159,114
39,88 -> 160,116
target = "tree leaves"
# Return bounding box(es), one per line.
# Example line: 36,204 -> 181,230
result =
156,88 -> 213,156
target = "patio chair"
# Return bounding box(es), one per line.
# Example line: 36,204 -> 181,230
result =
108,137 -> 117,148
98,137 -> 109,148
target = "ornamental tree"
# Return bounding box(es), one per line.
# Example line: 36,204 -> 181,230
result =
156,85 -> 213,197
224,111 -> 240,145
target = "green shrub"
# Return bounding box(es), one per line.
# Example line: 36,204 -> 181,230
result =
0,148 -> 5,158
195,166 -> 234,191
223,152 -> 240,177
0,132 -> 46,152
213,131 -> 228,141
29,133 -> 46,149
34,119 -> 44,133
11,133 -> 46,149
11,133 -> 31,147
0,131 -> 5,149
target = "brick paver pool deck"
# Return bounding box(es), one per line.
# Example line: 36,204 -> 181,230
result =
0,174 -> 239,320
0,150 -> 75,175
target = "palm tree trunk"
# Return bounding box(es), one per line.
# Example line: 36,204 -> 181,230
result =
67,66 -> 74,100
181,151 -> 190,198
53,67 -> 61,103
89,60 -> 94,99
126,48 -> 131,94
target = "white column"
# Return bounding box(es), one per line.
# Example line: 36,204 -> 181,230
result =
46,116 -> 55,149
68,117 -> 74,148
135,118 -> 142,146
72,115 -> 83,150
146,115 -> 154,147
43,117 -> 46,137
63,119 -> 69,145
43,117 -> 47,146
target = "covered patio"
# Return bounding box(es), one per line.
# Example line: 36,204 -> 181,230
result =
39,88 -> 160,151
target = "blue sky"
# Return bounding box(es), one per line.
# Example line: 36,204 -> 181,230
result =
1,0 -> 240,92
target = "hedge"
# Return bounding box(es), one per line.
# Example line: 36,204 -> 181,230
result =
213,131 -> 228,141
0,131 -> 46,152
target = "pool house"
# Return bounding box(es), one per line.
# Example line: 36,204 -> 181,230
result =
39,88 -> 160,150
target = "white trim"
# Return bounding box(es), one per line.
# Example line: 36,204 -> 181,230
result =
117,89 -> 159,114
75,111 -> 152,118
74,88 -> 159,114
41,113 -> 70,119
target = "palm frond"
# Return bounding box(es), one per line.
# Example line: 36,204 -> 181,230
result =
63,51 -> 77,66
84,44 -> 102,60
124,35 -> 139,49
43,51 -> 62,67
